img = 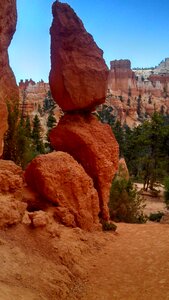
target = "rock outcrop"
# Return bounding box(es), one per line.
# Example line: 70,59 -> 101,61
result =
50,114 -> 119,220
25,152 -> 100,230
108,59 -> 137,95
49,1 -> 109,112
107,59 -> 169,127
0,1 -> 19,156
0,160 -> 23,197
47,1 -> 119,226
155,58 -> 169,74
19,80 -> 62,140
0,160 -> 26,228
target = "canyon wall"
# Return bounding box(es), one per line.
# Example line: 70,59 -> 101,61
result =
107,59 -> 169,127
0,0 -> 19,156
19,80 -> 62,138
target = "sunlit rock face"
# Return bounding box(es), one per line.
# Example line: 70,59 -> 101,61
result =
49,114 -> 119,221
107,59 -> 169,127
25,152 -> 100,231
108,60 -> 137,95
49,1 -> 109,112
47,1 -> 119,226
0,0 -> 19,156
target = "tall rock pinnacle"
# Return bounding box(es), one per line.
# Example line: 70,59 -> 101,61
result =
49,1 -> 109,112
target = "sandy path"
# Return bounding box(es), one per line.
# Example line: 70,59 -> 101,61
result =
80,223 -> 169,300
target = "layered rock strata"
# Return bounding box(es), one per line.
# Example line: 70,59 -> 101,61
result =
107,59 -> 169,127
108,60 -> 137,94
0,0 -> 19,156
49,1 -> 109,112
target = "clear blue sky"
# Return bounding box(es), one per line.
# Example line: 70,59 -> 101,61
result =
9,0 -> 169,83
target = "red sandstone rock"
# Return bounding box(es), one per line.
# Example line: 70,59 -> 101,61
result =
108,59 -> 137,95
49,114 -> 119,220
0,160 -> 23,198
49,1 -> 109,112
0,1 -> 19,156
25,152 -> 100,231
0,195 -> 27,228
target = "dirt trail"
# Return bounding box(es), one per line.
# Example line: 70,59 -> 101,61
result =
80,223 -> 169,300
0,221 -> 169,299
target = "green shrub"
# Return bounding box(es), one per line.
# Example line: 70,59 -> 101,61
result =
102,221 -> 117,231
149,211 -> 164,222
164,177 -> 169,209
109,178 -> 146,223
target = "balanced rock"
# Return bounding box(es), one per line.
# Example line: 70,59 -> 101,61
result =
0,1 -> 19,155
49,114 -> 119,220
49,1 -> 109,112
25,152 -> 100,231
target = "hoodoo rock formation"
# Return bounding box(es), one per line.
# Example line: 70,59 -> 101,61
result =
50,114 -> 119,220
108,60 -> 137,94
107,59 -> 169,127
0,0 -> 19,156
25,152 -> 100,230
48,1 -> 119,225
49,1 -> 109,112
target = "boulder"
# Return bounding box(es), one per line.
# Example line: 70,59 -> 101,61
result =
0,160 -> 23,198
49,1 -> 108,112
0,195 -> 27,228
25,152 -> 100,231
0,1 -> 19,156
49,114 -> 119,220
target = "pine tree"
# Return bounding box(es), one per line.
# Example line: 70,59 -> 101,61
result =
25,115 -> 31,138
3,103 -> 36,168
32,115 -> 45,154
47,110 -> 56,130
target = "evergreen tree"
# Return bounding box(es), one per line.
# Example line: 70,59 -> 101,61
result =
3,103 -> 19,162
47,110 -> 56,130
3,103 -> 36,168
25,115 -> 31,138
32,115 -> 45,154
112,121 -> 125,157
97,104 -> 115,126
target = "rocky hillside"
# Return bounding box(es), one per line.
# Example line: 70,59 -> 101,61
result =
0,0 -> 18,156
19,57 -> 169,130
107,58 -> 169,127
19,79 -> 62,138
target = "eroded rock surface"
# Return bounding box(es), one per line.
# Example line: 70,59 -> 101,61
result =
0,1 -> 19,156
0,160 -> 26,228
25,152 -> 100,230
0,160 -> 23,196
50,114 -> 119,220
0,195 -> 27,228
49,1 -> 108,112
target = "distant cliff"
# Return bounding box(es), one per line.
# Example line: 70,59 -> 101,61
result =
19,80 -> 62,138
107,59 -> 169,127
